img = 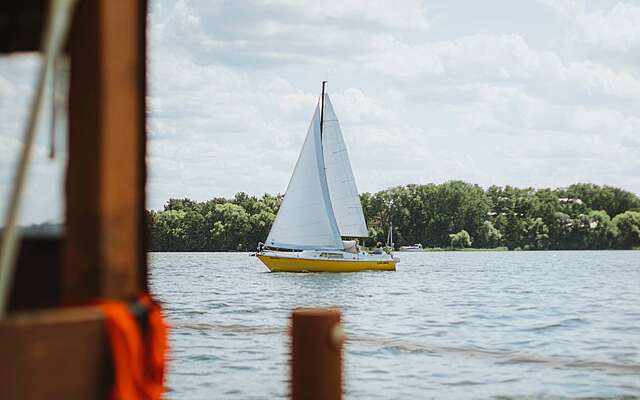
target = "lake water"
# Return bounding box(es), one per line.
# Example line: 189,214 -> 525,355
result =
149,251 -> 640,399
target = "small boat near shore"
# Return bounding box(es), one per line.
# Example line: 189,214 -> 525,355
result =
256,82 -> 397,272
398,244 -> 424,252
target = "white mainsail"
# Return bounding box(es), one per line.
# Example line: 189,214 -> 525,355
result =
321,94 -> 369,237
265,105 -> 343,250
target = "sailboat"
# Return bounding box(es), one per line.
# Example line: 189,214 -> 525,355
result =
256,82 -> 397,272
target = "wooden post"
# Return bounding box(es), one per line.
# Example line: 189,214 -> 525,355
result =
291,309 -> 344,400
0,1 -> 148,397
63,0 -> 147,302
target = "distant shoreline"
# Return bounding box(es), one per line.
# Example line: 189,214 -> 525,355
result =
13,183 -> 638,252
147,248 -> 639,253
147,182 -> 640,252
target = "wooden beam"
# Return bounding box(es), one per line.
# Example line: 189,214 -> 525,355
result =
0,1 -> 46,53
137,0 -> 149,292
0,1 -> 148,398
0,307 -> 110,399
8,236 -> 63,311
64,0 -> 147,302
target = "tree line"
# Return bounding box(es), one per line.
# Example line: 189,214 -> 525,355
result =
148,182 -> 640,251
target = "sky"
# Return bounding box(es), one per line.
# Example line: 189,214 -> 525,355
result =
1,0 -> 639,224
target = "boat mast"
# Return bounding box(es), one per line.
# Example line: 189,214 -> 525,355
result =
320,80 -> 327,139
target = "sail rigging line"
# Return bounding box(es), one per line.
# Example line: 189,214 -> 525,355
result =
320,80 -> 327,139
49,56 -> 57,159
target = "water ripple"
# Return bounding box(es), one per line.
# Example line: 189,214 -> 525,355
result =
150,251 -> 640,399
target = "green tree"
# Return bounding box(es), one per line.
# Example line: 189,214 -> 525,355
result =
208,203 -> 251,251
148,183 -> 639,252
426,181 -> 489,247
521,217 -> 549,250
476,220 -> 503,248
150,209 -> 187,251
583,210 -> 617,249
612,211 -> 640,249
548,212 -> 576,249
164,198 -> 197,212
182,210 -> 208,251
449,230 -> 472,248
564,183 -> 640,217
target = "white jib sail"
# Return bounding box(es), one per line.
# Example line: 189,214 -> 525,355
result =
321,94 -> 369,237
265,105 -> 343,250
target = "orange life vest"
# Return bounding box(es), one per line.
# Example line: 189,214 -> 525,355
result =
99,293 -> 168,400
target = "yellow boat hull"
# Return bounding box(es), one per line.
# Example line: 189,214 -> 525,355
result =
257,254 -> 396,272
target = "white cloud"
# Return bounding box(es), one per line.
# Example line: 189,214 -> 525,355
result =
540,0 -> 640,65
145,0 -> 640,207
1,0 -> 638,223
574,2 -> 640,52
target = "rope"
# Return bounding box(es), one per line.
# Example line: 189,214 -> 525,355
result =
172,321 -> 640,374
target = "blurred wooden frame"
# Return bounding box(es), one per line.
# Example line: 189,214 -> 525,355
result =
0,0 -> 148,398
